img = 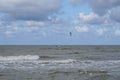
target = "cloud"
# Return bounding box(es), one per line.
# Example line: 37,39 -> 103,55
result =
70,0 -> 120,15
70,0 -> 87,5
26,21 -> 47,27
79,12 -> 104,24
88,0 -> 120,15
115,30 -> 120,36
110,6 -> 120,22
96,28 -> 107,36
75,26 -> 89,32
0,0 -> 62,20
0,0 -> 120,40
71,0 -> 120,28
4,30 -> 14,36
73,12 -> 114,26
0,19 -> 69,38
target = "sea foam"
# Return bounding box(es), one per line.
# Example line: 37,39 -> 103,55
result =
0,55 -> 39,61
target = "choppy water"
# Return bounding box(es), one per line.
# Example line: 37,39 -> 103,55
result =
0,46 -> 120,80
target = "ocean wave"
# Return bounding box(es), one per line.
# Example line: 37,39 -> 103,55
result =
1,58 -> 120,65
0,55 -> 39,61
36,59 -> 120,65
0,59 -> 120,71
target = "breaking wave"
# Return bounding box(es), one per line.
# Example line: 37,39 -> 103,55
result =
0,58 -> 120,73
0,55 -> 39,61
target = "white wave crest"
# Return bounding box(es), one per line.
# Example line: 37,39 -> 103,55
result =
0,55 -> 39,61
41,59 -> 75,63
0,59 -> 120,71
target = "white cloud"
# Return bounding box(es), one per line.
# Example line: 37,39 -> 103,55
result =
24,27 -> 40,33
1,19 -> 69,38
79,12 -> 104,24
115,30 -> 120,36
26,21 -> 47,27
75,26 -> 89,32
96,28 -> 107,35
79,13 -> 98,22
4,31 -> 13,36
73,11 -> 118,28
70,0 -> 120,27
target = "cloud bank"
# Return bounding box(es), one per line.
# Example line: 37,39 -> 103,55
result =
71,0 -> 120,15
71,0 -> 120,23
0,0 -> 62,20
0,0 -> 120,44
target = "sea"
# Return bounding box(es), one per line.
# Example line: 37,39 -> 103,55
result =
0,45 -> 120,80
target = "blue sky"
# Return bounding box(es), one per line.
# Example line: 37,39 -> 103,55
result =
0,0 -> 120,45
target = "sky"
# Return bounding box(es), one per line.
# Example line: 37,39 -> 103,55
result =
0,0 -> 120,45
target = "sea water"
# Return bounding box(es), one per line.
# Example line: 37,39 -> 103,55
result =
0,45 -> 120,80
